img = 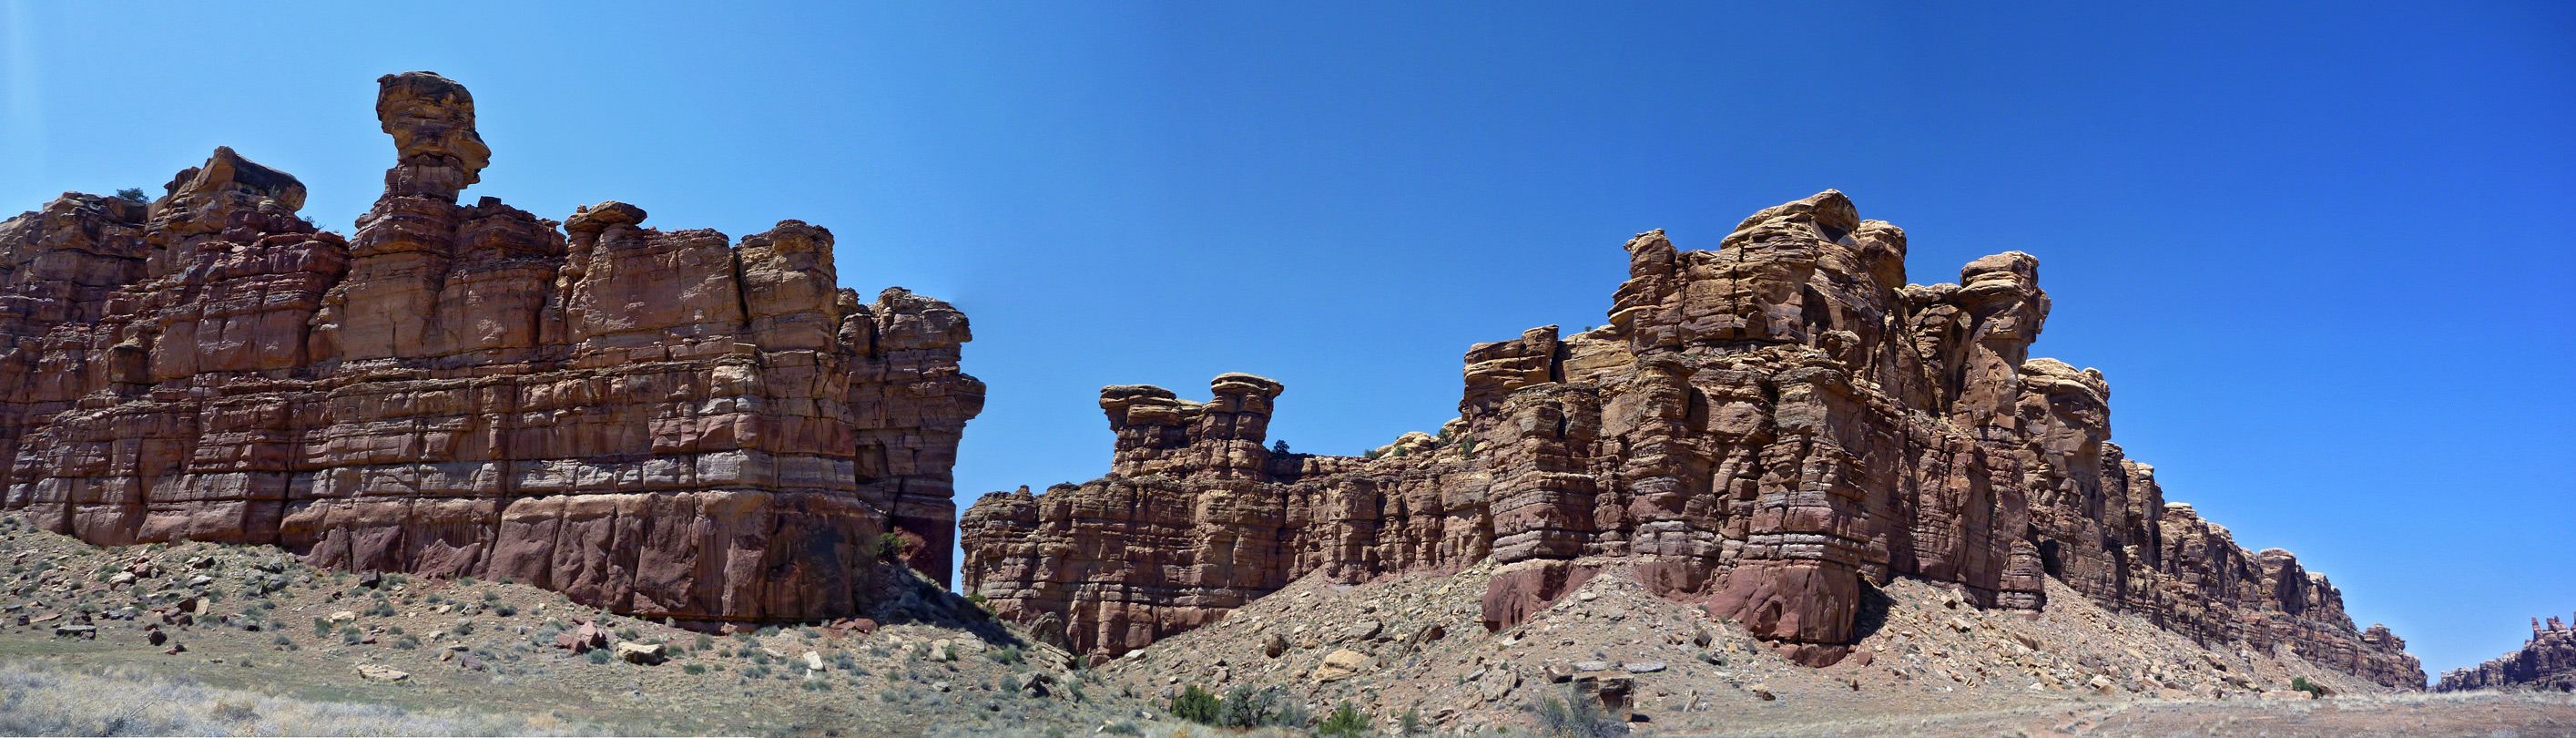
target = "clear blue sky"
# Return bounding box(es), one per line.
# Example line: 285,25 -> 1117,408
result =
4,2 -> 2568,680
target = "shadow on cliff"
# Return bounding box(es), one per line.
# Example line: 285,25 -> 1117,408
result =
1848,578 -> 1898,643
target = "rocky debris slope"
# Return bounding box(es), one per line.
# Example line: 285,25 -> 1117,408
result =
0,518 -> 1157,738
2438,613 -> 2576,692
962,190 -> 2419,689
0,72 -> 982,625
1084,561 -> 2404,734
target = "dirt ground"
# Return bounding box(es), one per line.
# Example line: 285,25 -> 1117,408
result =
1,518 -> 2565,737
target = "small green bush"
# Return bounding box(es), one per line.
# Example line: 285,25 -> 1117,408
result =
586,649 -> 611,665
1170,684 -> 1221,724
2291,676 -> 2329,697
990,645 -> 1023,665
695,633 -> 714,651
1317,702 -> 1373,738
114,188 -> 147,202
392,635 -> 420,650
1102,723 -> 1141,736
683,663 -> 707,675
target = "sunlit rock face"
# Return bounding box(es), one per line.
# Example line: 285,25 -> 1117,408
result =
0,71 -> 983,624
962,190 -> 2422,689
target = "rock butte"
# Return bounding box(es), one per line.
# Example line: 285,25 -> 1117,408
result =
2439,613 -> 2576,692
0,72 -> 982,623
962,191 -> 2424,688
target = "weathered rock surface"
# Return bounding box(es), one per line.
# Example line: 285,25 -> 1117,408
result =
962,190 -> 2420,688
2439,613 -> 2576,692
0,72 -> 981,624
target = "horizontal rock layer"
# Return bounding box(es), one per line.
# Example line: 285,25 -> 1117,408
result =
962,190 -> 2421,688
2439,614 -> 2576,692
0,72 -> 982,623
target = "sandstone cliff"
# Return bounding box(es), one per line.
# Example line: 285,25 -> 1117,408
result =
0,72 -> 982,624
2439,613 -> 2576,692
961,191 -> 2422,688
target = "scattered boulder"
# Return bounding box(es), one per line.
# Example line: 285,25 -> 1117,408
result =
356,664 -> 410,682
615,642 -> 665,665
1311,649 -> 1371,682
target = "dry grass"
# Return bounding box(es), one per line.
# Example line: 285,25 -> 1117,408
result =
0,659 -> 609,736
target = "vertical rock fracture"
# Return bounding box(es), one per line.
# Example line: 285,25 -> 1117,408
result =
0,72 -> 983,624
961,190 -> 2422,689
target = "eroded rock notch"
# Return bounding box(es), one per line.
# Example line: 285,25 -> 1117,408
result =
0,72 -> 983,624
961,190 -> 2421,688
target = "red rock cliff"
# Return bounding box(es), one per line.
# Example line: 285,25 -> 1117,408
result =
0,72 -> 982,623
2439,614 -> 2576,692
961,191 -> 2422,688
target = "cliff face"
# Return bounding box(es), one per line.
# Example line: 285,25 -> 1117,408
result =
961,191 -> 2422,688
2439,614 -> 2576,692
0,72 -> 983,623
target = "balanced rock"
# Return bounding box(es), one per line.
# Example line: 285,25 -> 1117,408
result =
961,191 -> 2423,689
0,72 -> 981,625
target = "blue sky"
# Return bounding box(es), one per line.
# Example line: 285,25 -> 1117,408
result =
3,2 -> 2568,679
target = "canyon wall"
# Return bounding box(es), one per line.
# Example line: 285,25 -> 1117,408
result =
2439,614 -> 2576,692
961,191 -> 2422,688
0,72 -> 982,623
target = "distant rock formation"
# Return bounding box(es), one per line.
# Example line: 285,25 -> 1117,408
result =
0,72 -> 983,624
961,191 -> 2423,688
2439,613 -> 2576,692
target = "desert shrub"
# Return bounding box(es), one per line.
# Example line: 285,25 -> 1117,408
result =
683,663 -> 706,675
873,532 -> 908,559
585,649 -> 611,665
1217,686 -> 1294,728
1401,706 -> 1424,734
392,636 -> 420,650
494,604 -> 516,617
830,652 -> 856,671
1101,723 -> 1141,736
749,651 -> 772,665
990,645 -> 1024,665
616,627 -> 638,641
385,626 -> 403,636
271,634 -> 291,647
755,625 -> 780,638
694,633 -> 715,651
1531,685 -> 1625,738
1316,702 -> 1372,738
366,603 -> 396,618
482,590 -> 499,601
1000,674 -> 1022,695
312,618 -> 331,636
453,620 -> 475,636
1170,684 -> 1221,723
2292,676 -> 2329,697
426,594 -> 446,604
941,644 -> 959,661
114,188 -> 147,202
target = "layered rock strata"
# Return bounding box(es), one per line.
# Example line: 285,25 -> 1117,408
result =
0,72 -> 982,623
2439,614 -> 2576,692
962,191 -> 2421,688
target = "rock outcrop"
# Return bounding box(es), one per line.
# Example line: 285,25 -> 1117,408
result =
0,72 -> 982,624
2439,613 -> 2576,692
961,191 -> 2421,688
